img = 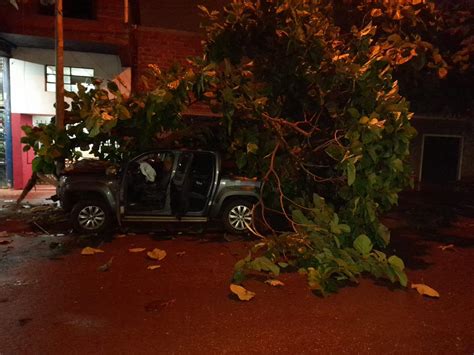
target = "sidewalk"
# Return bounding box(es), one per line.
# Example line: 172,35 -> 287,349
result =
0,185 -> 56,205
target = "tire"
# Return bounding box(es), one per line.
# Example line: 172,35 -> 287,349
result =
71,199 -> 113,234
222,199 -> 254,234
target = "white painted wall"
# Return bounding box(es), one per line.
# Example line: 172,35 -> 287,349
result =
9,47 -> 124,115
10,59 -> 55,115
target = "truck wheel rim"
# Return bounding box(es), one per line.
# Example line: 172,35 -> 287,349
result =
228,205 -> 252,231
78,206 -> 106,230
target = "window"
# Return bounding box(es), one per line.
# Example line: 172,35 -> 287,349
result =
45,65 -> 94,93
39,0 -> 96,20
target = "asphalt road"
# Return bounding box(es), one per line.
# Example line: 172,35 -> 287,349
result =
0,201 -> 473,354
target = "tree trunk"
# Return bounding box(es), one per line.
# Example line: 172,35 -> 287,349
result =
16,173 -> 38,205
55,0 -> 64,130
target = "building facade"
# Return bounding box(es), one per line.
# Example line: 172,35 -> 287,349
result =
0,0 -> 471,189
0,0 -> 206,188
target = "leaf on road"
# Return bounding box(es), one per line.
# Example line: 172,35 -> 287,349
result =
116,234 -> 127,238
147,248 -> 167,261
176,251 -> 186,257
129,247 -> 146,253
97,257 -> 114,272
265,279 -> 285,287
411,283 -> 440,298
81,247 -> 105,255
0,231 -> 9,238
438,244 -> 455,251
230,284 -> 255,301
0,240 -> 11,245
147,265 -> 161,270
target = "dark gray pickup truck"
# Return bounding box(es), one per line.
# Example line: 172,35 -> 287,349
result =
57,150 -> 260,234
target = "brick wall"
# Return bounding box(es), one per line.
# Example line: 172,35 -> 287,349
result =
0,0 -> 129,49
138,0 -> 228,32
132,27 -> 202,86
96,0 -> 125,24
0,1 -> 205,85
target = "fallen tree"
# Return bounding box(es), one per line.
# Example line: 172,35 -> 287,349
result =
21,0 -> 469,294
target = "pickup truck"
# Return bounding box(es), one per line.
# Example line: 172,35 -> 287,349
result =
57,150 -> 260,234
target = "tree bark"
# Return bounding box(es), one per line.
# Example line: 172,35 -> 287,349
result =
16,173 -> 38,205
55,0 -> 64,130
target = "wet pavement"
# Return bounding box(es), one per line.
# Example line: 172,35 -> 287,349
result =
0,188 -> 473,354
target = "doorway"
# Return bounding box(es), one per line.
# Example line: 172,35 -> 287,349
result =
420,135 -> 462,183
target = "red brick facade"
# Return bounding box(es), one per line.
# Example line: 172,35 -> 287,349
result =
138,0 -> 228,32
132,27 -> 201,80
0,0 -> 205,85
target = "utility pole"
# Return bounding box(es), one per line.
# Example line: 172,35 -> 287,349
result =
55,0 -> 64,129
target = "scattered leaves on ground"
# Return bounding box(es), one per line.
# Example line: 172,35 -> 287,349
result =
97,257 -> 114,272
129,247 -> 146,253
230,284 -> 256,301
265,279 -> 285,287
411,283 -> 440,298
0,240 -> 11,245
147,265 -> 161,270
0,231 -> 9,237
438,244 -> 455,251
81,247 -> 105,255
147,248 -> 167,261
176,251 -> 186,257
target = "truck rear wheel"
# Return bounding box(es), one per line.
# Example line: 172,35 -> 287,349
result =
71,199 -> 113,234
222,199 -> 253,234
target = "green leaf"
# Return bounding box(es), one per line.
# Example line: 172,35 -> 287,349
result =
235,151 -> 247,169
22,125 -> 33,134
246,143 -> 258,154
292,209 -> 310,225
347,107 -> 360,119
31,157 -> 43,173
353,234 -> 373,255
392,158 -> 403,172
346,162 -> 356,186
249,256 -> 280,276
312,194 -> 325,208
372,250 -> 387,262
116,105 -> 131,120
377,224 -> 391,245
388,255 -> 405,271
339,224 -> 351,233
325,144 -> 345,161
390,264 -> 408,287
89,125 -> 100,138
234,254 -> 250,271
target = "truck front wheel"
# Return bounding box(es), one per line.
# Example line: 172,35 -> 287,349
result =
222,199 -> 253,234
71,199 -> 113,234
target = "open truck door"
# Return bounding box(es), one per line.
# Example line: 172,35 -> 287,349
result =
170,151 -> 193,217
